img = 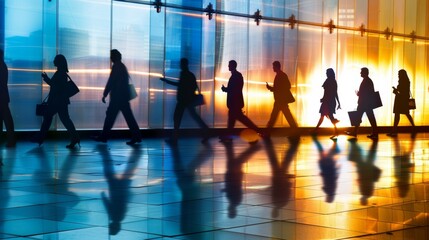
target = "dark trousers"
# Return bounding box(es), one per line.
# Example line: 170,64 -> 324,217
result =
0,103 -> 15,143
267,102 -> 298,129
173,102 -> 209,130
40,105 -> 78,141
354,108 -> 378,134
227,108 -> 260,133
101,101 -> 141,140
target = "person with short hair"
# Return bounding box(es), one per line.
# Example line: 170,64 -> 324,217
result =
220,60 -> 263,142
92,49 -> 142,145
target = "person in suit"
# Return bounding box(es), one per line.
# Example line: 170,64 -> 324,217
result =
312,68 -> 341,139
266,61 -> 298,138
160,58 -> 210,144
32,54 -> 79,148
346,67 -> 378,140
92,49 -> 142,145
220,60 -> 263,141
387,69 -> 415,136
0,49 -> 15,147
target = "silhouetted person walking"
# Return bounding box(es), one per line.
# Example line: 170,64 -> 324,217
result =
387,69 -> 415,137
346,67 -> 378,140
32,54 -> 79,148
312,68 -> 341,139
93,49 -> 141,145
160,58 -> 210,144
221,60 -> 263,141
266,61 -> 298,137
0,49 -> 15,147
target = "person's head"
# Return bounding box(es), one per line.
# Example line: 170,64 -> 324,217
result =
180,58 -> 189,71
0,49 -> 4,61
272,61 -> 281,73
326,68 -> 335,79
53,54 -> 69,72
360,67 -> 369,78
398,69 -> 409,81
228,60 -> 237,72
110,49 -> 122,63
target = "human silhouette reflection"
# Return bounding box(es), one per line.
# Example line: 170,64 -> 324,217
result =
99,144 -> 142,235
348,140 -> 381,205
29,147 -> 79,221
263,137 -> 299,217
393,136 -> 415,198
312,136 -> 340,203
222,140 -> 260,218
169,141 -> 214,234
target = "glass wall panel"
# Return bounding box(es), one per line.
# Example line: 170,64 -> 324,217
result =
214,13 -> 249,128
200,0 -> 216,127
4,0 -> 44,130
147,5 -> 165,129
163,8 -> 203,128
57,0 -> 111,129
296,1 -> 323,126
112,1 -> 150,129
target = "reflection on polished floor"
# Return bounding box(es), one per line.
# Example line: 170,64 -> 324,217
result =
0,132 -> 429,239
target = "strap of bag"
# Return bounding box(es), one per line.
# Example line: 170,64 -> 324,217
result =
42,94 -> 49,103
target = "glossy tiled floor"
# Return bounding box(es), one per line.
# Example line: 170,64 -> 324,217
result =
1,132 -> 429,239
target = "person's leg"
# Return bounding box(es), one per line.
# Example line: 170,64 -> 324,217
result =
186,105 -> 209,130
172,103 -> 186,140
187,105 -> 211,142
405,113 -> 415,127
266,103 -> 280,130
57,106 -> 79,142
390,113 -> 400,135
120,102 -> 141,141
236,110 -> 261,133
220,109 -> 238,141
365,109 -> 378,137
280,104 -> 298,128
327,113 -> 338,136
0,104 -> 15,146
37,107 -> 56,143
100,103 -> 120,140
227,109 -> 238,131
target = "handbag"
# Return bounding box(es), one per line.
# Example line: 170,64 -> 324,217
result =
348,111 -> 362,127
36,95 -> 49,116
66,74 -> 80,97
129,83 -> 138,100
372,91 -> 383,109
193,93 -> 205,106
408,91 -> 416,110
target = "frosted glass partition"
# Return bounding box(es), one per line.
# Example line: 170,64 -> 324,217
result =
2,0 -> 429,130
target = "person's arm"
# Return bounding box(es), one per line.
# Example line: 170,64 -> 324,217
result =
266,82 -> 273,91
160,77 -> 179,87
335,92 -> 341,109
102,66 -> 116,103
41,72 -> 53,86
